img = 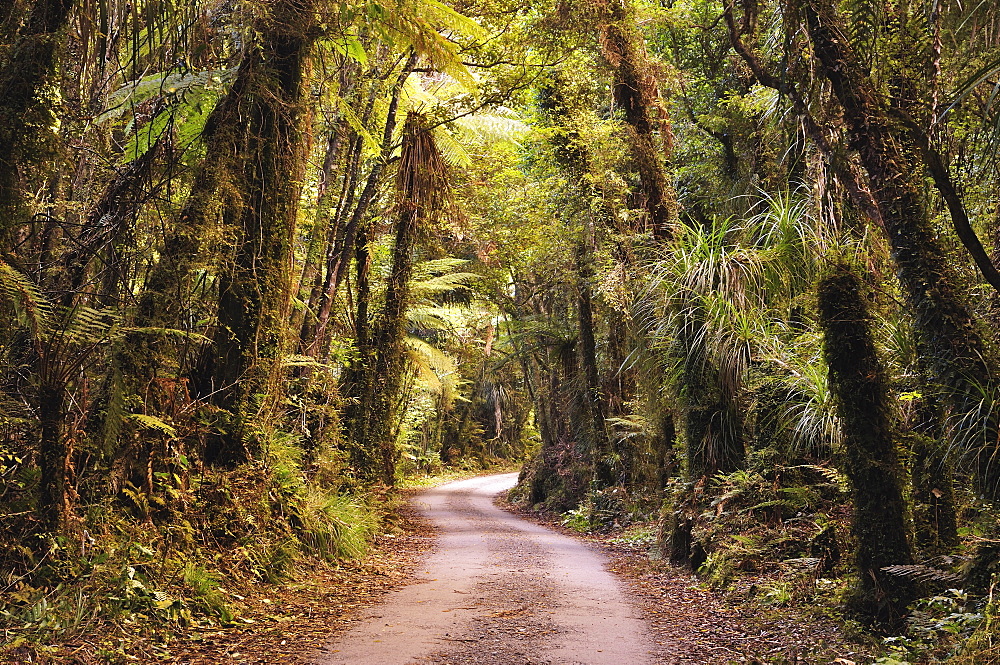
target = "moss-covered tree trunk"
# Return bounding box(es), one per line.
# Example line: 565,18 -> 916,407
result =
577,233 -> 614,487
37,377 -> 74,533
202,0 -> 317,466
799,0 -> 1000,501
601,0 -> 675,240
817,261 -> 916,629
116,69 -> 252,462
0,0 -> 73,238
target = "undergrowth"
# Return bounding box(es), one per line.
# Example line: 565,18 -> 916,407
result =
515,444 -> 1000,664
0,433 -> 382,662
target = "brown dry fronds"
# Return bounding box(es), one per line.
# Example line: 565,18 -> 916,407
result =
396,112 -> 450,219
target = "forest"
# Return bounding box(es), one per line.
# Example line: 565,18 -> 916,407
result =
2,0 -> 1000,662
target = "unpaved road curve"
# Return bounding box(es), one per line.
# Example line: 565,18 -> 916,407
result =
313,473 -> 659,665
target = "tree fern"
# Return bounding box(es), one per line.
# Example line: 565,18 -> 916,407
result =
845,0 -> 884,70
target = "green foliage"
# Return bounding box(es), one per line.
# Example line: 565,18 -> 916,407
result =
4,0 -> 1000,659
296,487 -> 378,561
97,67 -> 235,161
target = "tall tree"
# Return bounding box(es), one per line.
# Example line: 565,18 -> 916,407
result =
343,111 -> 449,484
202,0 -> 319,465
599,0 -> 675,240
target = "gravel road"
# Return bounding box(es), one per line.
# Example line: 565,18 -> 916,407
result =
313,473 -> 659,665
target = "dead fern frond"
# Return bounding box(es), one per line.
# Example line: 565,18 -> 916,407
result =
881,564 -> 963,585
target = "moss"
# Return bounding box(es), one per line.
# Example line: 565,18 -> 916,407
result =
0,0 -> 74,237
801,0 -> 1000,501
817,260 -> 916,630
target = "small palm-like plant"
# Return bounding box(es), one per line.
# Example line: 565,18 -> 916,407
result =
0,260 -> 121,531
633,188 -> 832,477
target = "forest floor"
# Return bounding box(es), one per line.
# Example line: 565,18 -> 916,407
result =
498,497 -> 882,664
169,472 -> 878,665
3,470 -> 881,664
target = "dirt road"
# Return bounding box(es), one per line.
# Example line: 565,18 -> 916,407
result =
313,473 -> 659,665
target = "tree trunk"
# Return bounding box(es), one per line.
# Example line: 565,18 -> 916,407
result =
203,0 -> 317,466
577,237 -> 613,486
817,261 -> 916,630
0,0 -> 73,238
290,127 -> 344,343
601,0 -> 675,240
909,432 -> 959,553
48,141 -> 160,308
38,378 -> 73,533
342,213 -> 376,479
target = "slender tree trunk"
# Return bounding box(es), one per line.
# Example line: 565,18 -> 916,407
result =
655,408 -> 676,491
817,261 -> 916,630
307,54 -> 417,359
0,0 -> 18,40
909,432 -> 959,553
577,236 -> 613,486
291,127 -> 344,342
342,215 -> 375,478
47,141 -> 159,308
368,203 -> 420,484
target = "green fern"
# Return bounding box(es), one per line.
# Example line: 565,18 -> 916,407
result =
126,413 -> 177,437
0,259 -> 53,339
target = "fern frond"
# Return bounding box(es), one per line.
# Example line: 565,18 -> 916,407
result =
0,259 -> 53,338
410,272 -> 477,299
126,413 -> 177,437
433,128 -> 473,167
280,354 -> 336,369
103,364 -> 126,455
406,306 -> 453,331
97,68 -> 235,124
448,111 -> 529,145
125,327 -> 213,344
403,336 -> 463,406
59,305 -> 121,345
412,257 -> 470,277
336,94 -> 380,152
373,0 -> 480,90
